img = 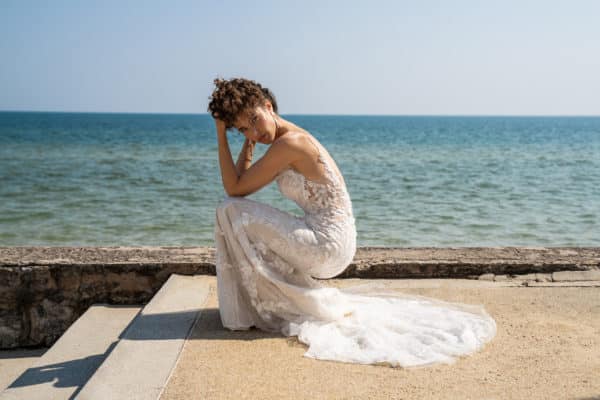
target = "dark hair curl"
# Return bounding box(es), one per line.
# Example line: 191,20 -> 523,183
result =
207,77 -> 278,130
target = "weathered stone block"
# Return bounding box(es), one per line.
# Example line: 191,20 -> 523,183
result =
552,270 -> 600,282
28,298 -> 76,347
0,314 -> 21,348
535,273 -> 553,282
56,267 -> 81,291
513,273 -> 538,281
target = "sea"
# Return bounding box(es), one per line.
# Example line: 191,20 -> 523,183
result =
1,112 -> 598,247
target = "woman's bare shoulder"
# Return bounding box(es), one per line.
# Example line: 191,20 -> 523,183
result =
273,130 -> 319,154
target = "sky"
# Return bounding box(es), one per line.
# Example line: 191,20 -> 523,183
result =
1,0 -> 599,115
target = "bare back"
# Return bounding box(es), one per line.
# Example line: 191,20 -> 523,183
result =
275,128 -> 347,190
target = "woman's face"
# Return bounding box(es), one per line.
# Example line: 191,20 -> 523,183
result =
234,102 -> 275,144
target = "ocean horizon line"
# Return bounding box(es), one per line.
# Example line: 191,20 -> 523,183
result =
1,110 -> 600,118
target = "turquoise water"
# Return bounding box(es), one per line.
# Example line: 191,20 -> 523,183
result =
1,112 -> 599,246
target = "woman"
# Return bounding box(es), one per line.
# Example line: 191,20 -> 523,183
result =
209,77 -> 497,368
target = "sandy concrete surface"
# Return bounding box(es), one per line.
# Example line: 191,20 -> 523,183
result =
0,348 -> 47,391
161,277 -> 600,400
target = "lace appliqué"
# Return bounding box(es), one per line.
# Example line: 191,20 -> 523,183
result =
302,154 -> 339,208
215,241 -> 233,270
231,210 -> 296,320
276,153 -> 354,225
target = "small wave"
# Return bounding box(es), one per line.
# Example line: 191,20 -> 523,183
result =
465,223 -> 503,230
0,214 -> 27,223
476,182 -> 501,189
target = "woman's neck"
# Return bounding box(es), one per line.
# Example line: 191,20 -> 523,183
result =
273,116 -> 306,140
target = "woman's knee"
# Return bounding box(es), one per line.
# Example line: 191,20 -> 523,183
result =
215,196 -> 256,235
216,195 -> 246,212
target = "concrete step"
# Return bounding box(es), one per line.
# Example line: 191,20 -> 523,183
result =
0,347 -> 47,392
76,274 -> 211,400
0,304 -> 141,400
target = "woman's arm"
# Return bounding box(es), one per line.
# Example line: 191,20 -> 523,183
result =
215,119 -> 240,193
215,118 -> 302,197
235,138 -> 255,175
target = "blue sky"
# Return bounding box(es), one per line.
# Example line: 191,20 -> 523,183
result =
1,0 -> 599,115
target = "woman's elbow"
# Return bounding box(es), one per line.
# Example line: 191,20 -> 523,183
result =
225,187 -> 247,197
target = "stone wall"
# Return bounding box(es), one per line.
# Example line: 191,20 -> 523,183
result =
1,246 -> 598,349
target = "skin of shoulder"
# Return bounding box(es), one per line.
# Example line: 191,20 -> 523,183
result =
274,130 -> 315,160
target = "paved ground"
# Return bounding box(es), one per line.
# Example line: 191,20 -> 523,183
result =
161,277 -> 600,400
0,348 -> 47,391
2,277 -> 598,399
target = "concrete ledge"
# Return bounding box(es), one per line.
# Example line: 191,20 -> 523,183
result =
2,246 -> 599,277
1,246 -> 598,349
478,270 -> 600,283
348,246 -> 600,279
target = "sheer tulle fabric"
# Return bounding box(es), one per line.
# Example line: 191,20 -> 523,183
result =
214,140 -> 496,368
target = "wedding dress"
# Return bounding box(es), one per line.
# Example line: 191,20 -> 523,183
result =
214,137 -> 497,368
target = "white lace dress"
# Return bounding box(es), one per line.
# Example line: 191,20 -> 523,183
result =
214,140 -> 497,369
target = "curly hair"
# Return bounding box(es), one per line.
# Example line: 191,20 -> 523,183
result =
207,77 -> 278,130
